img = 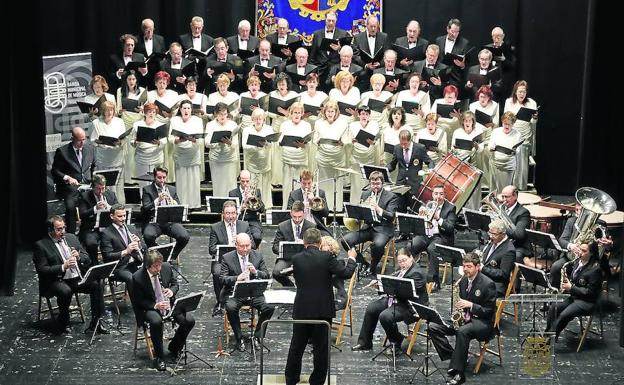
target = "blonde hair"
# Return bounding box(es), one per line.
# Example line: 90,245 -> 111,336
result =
322,100 -> 339,120
288,101 -> 305,116
369,73 -> 386,87
334,70 -> 354,90
320,236 -> 340,256
216,73 -> 231,87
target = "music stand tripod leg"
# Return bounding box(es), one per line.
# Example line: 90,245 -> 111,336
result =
409,322 -> 445,383
172,341 -> 214,375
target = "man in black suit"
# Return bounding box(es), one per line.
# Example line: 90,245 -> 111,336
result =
178,16 -> 214,54
284,228 -> 356,385
546,242 -> 603,341
136,18 -> 167,90
132,249 -> 195,371
411,185 -> 458,289
372,49 -> 407,93
394,20 -> 429,69
100,204 -> 144,284
246,39 -> 283,93
488,27 -> 517,102
78,174 -> 118,264
324,45 -> 363,92
33,215 -> 107,335
287,169 -> 330,235
51,127 -> 96,234
499,185 -> 531,263
209,200 -> 254,315
342,171 -> 399,276
159,42 -> 195,94
220,233 -> 274,352
272,201 -> 316,287
429,253 -> 497,385
464,49 -> 502,101
265,18 -> 301,63
434,19 -> 471,89
284,48 -> 318,93
480,219 -> 516,297
386,129 -> 434,211
352,248 -> 428,352
310,10 -> 349,70
352,15 -> 389,75
109,34 -> 148,91
226,19 -> 260,56
203,37 -> 245,93
411,44 -> 450,102
141,166 -> 190,263
229,170 -> 265,247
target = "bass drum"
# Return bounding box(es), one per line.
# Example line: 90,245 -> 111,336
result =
417,153 -> 482,211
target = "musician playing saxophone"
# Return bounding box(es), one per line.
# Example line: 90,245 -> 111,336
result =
229,169 -> 265,248
141,166 -> 190,262
545,242 -> 602,342
429,253 -> 496,385
410,185 -> 458,291
286,169 -> 330,235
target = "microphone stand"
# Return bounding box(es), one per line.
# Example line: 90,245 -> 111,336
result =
319,175 -> 349,238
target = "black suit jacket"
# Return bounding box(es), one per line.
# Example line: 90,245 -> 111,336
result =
460,272 -> 497,324
465,64 -> 501,100
158,57 -> 195,93
386,142 -> 434,195
209,220 -> 254,257
33,234 -> 91,295
291,246 -> 356,319
219,250 -> 271,298
394,36 -> 429,65
389,263 -> 429,306
132,262 -> 178,313
286,188 -> 329,227
141,183 -> 181,222
359,189 -> 399,237
178,33 -> 214,53
100,223 -> 145,270
136,34 -> 167,57
352,31 -> 389,67
228,187 -> 265,222
566,258 -> 602,303
51,142 -> 97,197
78,189 -> 118,232
434,201 -> 458,244
109,52 -> 147,89
480,238 -> 516,296
284,63 -> 319,93
372,66 -> 408,91
325,62 -> 364,90
245,54 -> 284,92
226,35 -> 260,55
434,35 -> 470,86
506,204 -> 531,252
310,27 -> 349,66
272,219 -> 316,255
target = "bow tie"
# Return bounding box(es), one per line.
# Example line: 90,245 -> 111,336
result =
368,35 -> 376,38
240,38 -> 248,41
193,35 -> 201,39
125,55 -> 133,58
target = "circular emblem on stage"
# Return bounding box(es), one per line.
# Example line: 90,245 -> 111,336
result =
489,260 -> 498,267
475,289 -> 481,297
413,159 -> 420,166
578,278 -> 586,286
288,0 -> 350,21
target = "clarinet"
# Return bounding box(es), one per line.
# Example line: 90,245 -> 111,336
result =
125,224 -> 144,263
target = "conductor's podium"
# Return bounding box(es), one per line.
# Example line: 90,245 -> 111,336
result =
257,374 -> 337,385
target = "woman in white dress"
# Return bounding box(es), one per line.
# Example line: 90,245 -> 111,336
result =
346,105 -> 380,203
148,71 -> 180,182
207,74 -> 240,121
279,102 -> 312,208
451,111 -> 484,209
360,73 -> 393,127
469,85 -> 499,192
328,70 -> 360,120
488,111 -> 522,193
131,102 -> 167,190
268,73 -> 300,187
504,80 -> 538,190
170,99 -> 204,208
238,75 -> 267,129
395,72 -> 431,130
84,75 -> 116,120
90,101 -> 127,203
205,102 -> 240,198
116,70 -> 146,183
381,106 -> 409,182
431,84 -> 461,151
416,112 -> 447,165
314,100 -> 349,212
242,108 -> 274,208
179,76 -> 208,117
299,73 -> 328,171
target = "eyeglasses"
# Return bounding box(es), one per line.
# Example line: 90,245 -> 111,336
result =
488,231 -> 503,236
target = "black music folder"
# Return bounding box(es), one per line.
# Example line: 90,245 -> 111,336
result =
97,128 -> 133,147
274,40 -> 305,59
145,51 -> 168,64
154,99 -> 179,114
246,132 -> 280,147
354,129 -> 379,147
383,73 -> 403,87
185,47 -> 210,58
124,60 -> 147,73
392,43 -> 425,62
418,137 -> 440,150
154,205 -> 186,224
240,95 -> 269,116
454,138 -> 476,151
436,103 -> 461,119
421,66 -> 442,84
303,103 -> 322,115
268,96 -> 300,115
494,143 -> 522,156
94,168 -> 121,186
337,101 -> 357,116
280,132 -> 313,148
442,47 -> 474,66
467,73 -> 489,89
76,95 -> 106,114
516,106 -> 537,122
206,57 -> 245,76
253,63 -> 276,75
171,129 -> 205,140
361,47 -> 384,63
396,212 -> 426,236
384,142 -> 397,154
180,61 -> 198,78
278,241 -> 305,260
208,129 -> 239,144
474,109 -> 493,126
319,36 -> 353,51
136,124 -> 169,143
206,196 -> 239,213
236,48 -> 257,61
121,98 -> 140,112
482,44 -> 504,58
366,97 -> 390,114
400,101 -> 420,114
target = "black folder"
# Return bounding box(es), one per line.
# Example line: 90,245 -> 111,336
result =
516,106 -> 537,122
268,96 -> 299,115
303,103 -> 322,115
253,63 -> 276,75
354,129 -> 379,147
474,109 -> 493,126
392,43 -> 425,62
76,95 -> 106,114
494,145 -> 516,156
436,103 -> 461,119
246,132 -> 280,147
467,73 -> 489,89
442,47 -> 474,66
124,60 -> 147,72
136,124 -> 169,143
145,51 -> 168,64
97,128 -> 133,146
361,47 -> 384,63
421,66 -> 442,84
280,132 -> 313,147
208,130 -> 237,144
337,101 -> 357,116
418,137 -> 439,149
482,44 -> 504,58
181,61 -> 198,78
366,97 -> 390,113
400,101 -> 420,114
454,138 -> 475,151
154,99 -> 178,114
236,48 -> 257,61
185,47 -> 210,58
274,40 -> 304,59
171,129 -> 204,140
384,142 -> 396,154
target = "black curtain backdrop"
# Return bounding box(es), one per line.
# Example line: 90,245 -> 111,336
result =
1,0 -> 620,295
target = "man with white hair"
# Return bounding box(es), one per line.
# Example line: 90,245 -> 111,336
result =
394,20 -> 429,68
227,19 -> 260,56
352,15 -> 389,70
266,18 -> 301,62
178,16 -> 214,53
324,45 -> 363,91
372,49 -> 407,92
284,47 -> 318,92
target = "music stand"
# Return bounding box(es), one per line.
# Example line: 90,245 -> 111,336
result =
94,168 -> 121,187
360,164 -> 392,184
408,302 -> 448,383
154,205 -> 188,224
344,203 -> 378,224
463,208 -> 492,244
371,275 -> 417,371
206,196 -> 240,213
165,291 -> 214,374
516,263 -> 558,330
278,241 -> 305,261
265,210 -> 290,225
319,175 -> 350,238
230,279 -> 272,360
149,243 -> 189,284
436,245 -> 466,311
526,229 -> 563,269
396,213 -> 427,236
95,208 -> 132,229
81,261 -> 121,345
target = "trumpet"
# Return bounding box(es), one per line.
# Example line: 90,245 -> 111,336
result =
309,170 -> 325,211
158,185 -> 178,206
419,200 -> 440,229
95,194 -> 110,211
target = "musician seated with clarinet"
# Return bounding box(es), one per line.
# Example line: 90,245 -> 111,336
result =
33,215 -> 107,335
100,203 -> 146,285
352,248 -> 428,352
141,166 -> 190,263
287,169 -> 330,235
479,219 -> 516,297
429,252 -> 497,385
410,185 -> 458,291
229,170 -> 266,248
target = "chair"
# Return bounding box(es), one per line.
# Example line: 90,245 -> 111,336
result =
223,306 -> 256,346
495,266 -> 520,325
574,280 -> 607,352
379,239 -> 396,275
128,281 -> 155,361
439,262 -> 453,285
36,276 -> 85,324
333,271 -> 357,346
405,282 -> 434,355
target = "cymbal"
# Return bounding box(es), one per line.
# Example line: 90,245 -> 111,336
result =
334,166 -> 360,175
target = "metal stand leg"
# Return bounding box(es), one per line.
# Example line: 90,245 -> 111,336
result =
409,322 -> 446,383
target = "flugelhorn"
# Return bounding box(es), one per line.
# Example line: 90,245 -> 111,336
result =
158,185 -> 178,205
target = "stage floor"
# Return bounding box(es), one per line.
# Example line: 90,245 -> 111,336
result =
1,227 -> 622,385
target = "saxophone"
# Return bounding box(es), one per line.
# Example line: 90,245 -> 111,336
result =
450,277 -> 464,330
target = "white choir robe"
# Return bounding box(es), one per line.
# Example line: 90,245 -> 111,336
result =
504,97 -> 538,190
205,119 -> 240,198
451,126 -> 484,209
488,126 -> 522,193
431,98 -> 461,151
470,100 -> 500,192
170,115 -> 204,208
132,119 -> 168,191
148,89 -> 180,183
279,119 -> 312,209
91,116 -> 127,204
346,120 -> 381,203
300,90 -> 328,172
416,127 -> 448,165
268,90 -> 300,185
395,89 -> 431,130
314,116 -> 350,212
242,124 -> 274,208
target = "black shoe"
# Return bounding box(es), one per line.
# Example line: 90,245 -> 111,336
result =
167,342 -> 181,359
236,339 -> 246,352
212,304 -> 223,317
351,343 -> 372,351
430,283 -> 440,293
447,368 -> 457,376
153,358 -> 166,371
446,373 -> 465,385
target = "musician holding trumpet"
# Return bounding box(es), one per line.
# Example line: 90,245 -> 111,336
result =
229,170 -> 265,248
287,169 -> 330,235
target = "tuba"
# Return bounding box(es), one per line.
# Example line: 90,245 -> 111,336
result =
570,187 -> 616,245
479,191 -> 515,232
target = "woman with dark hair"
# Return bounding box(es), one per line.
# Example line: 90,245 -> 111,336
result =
117,70 -> 147,184
431,84 -> 461,151
469,85 -> 499,191
451,111 -> 484,209
179,76 -> 208,117
395,72 -> 430,129
488,111 -> 522,192
205,102 -> 240,197
84,74 -> 116,119
381,106 -> 409,182
346,105 -> 381,203
268,72 -> 299,187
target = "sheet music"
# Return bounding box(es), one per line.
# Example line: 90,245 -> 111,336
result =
163,291 -> 206,319
263,289 -> 296,304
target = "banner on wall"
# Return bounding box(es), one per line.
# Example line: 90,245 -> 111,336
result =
256,0 -> 383,43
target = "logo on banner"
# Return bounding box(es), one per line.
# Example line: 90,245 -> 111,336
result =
288,0 -> 350,21
43,71 -> 68,114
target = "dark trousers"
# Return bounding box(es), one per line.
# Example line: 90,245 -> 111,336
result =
342,228 -> 390,273
273,259 -> 295,287
62,187 -> 80,233
549,256 -> 569,288
225,295 -> 275,342
285,318 -> 331,385
211,261 -> 223,303
79,230 -> 101,265
357,298 -> 416,347
143,222 -> 190,260
248,220 -> 263,249
411,234 -> 454,284
144,309 -> 195,358
429,319 -> 493,374
546,297 -> 595,336
46,277 -> 105,327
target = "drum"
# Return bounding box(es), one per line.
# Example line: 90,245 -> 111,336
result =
601,210 -> 624,254
417,153 -> 482,211
526,205 -> 565,237
518,192 -> 542,206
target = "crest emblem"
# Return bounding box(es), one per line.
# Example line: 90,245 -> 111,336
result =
288,0 -> 350,21
489,260 -> 498,267
578,278 -> 586,286
413,159 -> 420,166
475,289 -> 481,297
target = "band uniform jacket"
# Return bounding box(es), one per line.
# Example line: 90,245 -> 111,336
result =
434,200 -> 458,245
226,35 -> 260,55
219,249 -> 271,298
229,187 -> 266,222
33,234 -> 91,296
389,263 -> 429,306
141,183 -> 181,222
310,27 -> 349,66
480,238 -> 515,297
564,258 -> 602,303
386,142 -> 434,195
132,262 -> 178,312
506,203 -> 531,252
78,189 -> 118,232
291,246 -> 356,320
271,219 -> 316,256
100,223 -> 145,270
51,142 -> 97,196
358,188 -> 399,237
208,220 -> 254,257
287,188 -> 329,228
459,272 -> 497,325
